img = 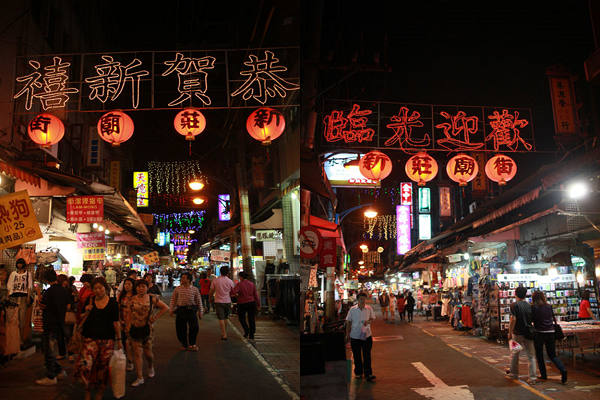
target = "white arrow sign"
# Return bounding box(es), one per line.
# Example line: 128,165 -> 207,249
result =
411,362 -> 474,400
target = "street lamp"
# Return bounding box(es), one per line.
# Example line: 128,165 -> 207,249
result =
335,203 -> 377,225
568,182 -> 588,199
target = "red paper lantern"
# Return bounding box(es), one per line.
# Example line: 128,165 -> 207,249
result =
446,154 -> 479,186
359,151 -> 393,181
174,108 -> 206,141
485,154 -> 517,186
405,152 -> 438,186
97,111 -> 134,147
27,114 -> 64,148
246,107 -> 285,146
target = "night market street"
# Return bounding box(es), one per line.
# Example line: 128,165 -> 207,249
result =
0,290 -> 299,400
347,303 -> 600,400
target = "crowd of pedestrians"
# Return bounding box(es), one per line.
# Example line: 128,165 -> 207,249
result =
32,265 -> 262,397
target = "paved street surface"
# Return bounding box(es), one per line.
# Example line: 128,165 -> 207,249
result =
348,302 -> 600,400
0,290 -> 299,400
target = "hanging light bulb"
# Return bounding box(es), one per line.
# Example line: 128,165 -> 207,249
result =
93,223 -> 98,228
549,265 -> 558,278
189,179 -> 204,191
98,225 -> 104,231
515,260 -> 521,270
596,266 -> 600,278
576,271 -> 585,284
105,229 -> 110,234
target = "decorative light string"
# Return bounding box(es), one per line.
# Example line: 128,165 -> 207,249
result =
148,161 -> 206,196
363,214 -> 397,240
153,210 -> 206,233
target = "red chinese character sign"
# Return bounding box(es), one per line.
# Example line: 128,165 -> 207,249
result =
485,154 -> 517,186
446,154 -> 479,186
0,191 -> 43,250
359,151 -> 393,181
174,108 -> 206,141
246,107 -> 285,146
77,232 -> 106,261
28,113 -> 64,148
66,196 -> 104,223
299,226 -> 323,259
320,101 -> 535,154
400,182 -> 412,205
97,111 -> 134,147
320,238 -> 337,268
405,152 -> 438,186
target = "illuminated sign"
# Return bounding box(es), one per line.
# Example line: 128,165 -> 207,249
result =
159,232 -> 166,247
419,214 -> 431,240
323,153 -> 381,188
13,49 -> 299,112
418,188 -> 430,213
218,194 -> 231,221
321,100 -> 535,154
134,171 -> 149,207
397,205 -> 411,255
400,182 -> 412,205
439,187 -> 452,217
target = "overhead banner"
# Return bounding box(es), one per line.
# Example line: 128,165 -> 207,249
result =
210,249 -> 230,262
77,232 -> 106,260
548,75 -> 578,136
321,100 -> 535,154
14,48 -> 299,113
323,153 -> 381,187
66,196 -> 104,223
0,191 -> 43,250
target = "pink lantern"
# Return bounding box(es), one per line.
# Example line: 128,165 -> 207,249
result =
97,111 -> 134,147
485,154 -> 517,186
446,154 -> 479,186
359,151 -> 393,181
405,152 -> 438,186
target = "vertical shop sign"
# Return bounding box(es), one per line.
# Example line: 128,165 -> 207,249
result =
419,214 -> 432,240
218,194 -> 230,221
0,191 -> 43,250
134,171 -> 149,207
548,75 -> 578,135
77,232 -> 106,261
439,187 -> 452,217
397,205 -> 411,255
109,160 -> 121,191
418,188 -> 430,213
470,152 -> 488,192
319,238 -> 337,268
66,196 -> 104,223
400,182 -> 412,205
86,127 -> 103,167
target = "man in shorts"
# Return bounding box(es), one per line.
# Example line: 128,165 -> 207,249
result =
209,266 -> 235,340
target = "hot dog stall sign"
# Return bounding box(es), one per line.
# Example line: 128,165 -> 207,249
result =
0,191 -> 43,250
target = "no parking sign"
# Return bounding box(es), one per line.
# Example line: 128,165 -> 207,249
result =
299,226 -> 322,259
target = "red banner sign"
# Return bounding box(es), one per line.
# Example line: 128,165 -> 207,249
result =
319,238 -> 337,268
67,196 -> 104,223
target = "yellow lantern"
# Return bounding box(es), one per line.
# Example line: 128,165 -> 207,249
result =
359,151 -> 393,181
405,152 -> 438,186
174,108 -> 206,141
27,114 -> 65,148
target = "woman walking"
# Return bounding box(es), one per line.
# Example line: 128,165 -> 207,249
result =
73,277 -> 121,400
389,293 -> 397,321
406,292 -> 416,322
118,277 -> 136,372
397,293 -> 406,322
531,290 -> 568,383
144,273 -> 162,299
126,279 -> 168,387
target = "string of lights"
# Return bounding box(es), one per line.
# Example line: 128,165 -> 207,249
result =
363,214 -> 397,240
153,210 -> 206,232
148,161 -> 206,195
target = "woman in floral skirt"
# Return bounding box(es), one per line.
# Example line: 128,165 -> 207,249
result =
118,277 -> 136,371
73,277 -> 121,400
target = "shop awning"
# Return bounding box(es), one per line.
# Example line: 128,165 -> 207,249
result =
251,209 -> 283,229
0,161 -> 41,187
308,215 -> 345,248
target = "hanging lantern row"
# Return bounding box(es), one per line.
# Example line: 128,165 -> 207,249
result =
27,107 -> 286,148
357,150 -> 516,187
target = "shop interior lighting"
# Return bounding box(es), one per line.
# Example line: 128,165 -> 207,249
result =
390,278 -> 397,283
360,265 -> 365,269
515,260 -> 521,270
464,252 -> 470,260
576,271 -> 585,284
105,229 -> 110,234
549,265 -> 558,278
568,182 -> 588,199
251,235 -> 256,239
359,244 -> 368,250
98,225 -> 104,231
93,223 -> 98,228
596,266 -> 600,277
291,190 -> 298,200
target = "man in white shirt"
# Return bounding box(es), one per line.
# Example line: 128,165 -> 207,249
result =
345,291 -> 376,381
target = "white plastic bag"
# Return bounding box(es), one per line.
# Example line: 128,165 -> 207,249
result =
109,349 -> 127,399
509,339 -> 523,354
